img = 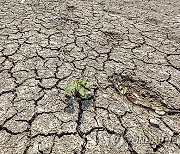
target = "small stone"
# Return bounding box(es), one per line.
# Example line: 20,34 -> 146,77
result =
51,16 -> 61,20
126,92 -> 139,104
149,118 -> 160,126
20,0 -> 25,3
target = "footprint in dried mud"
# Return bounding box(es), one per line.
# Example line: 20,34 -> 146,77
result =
109,73 -> 180,116
108,73 -> 180,151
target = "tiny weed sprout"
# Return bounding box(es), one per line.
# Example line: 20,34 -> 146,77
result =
64,78 -> 94,113
65,77 -> 93,98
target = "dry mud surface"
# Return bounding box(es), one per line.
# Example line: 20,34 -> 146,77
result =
0,0 -> 180,153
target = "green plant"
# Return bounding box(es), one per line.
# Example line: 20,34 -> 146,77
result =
65,78 -> 93,98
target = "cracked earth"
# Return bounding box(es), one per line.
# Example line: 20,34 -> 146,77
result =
0,0 -> 180,153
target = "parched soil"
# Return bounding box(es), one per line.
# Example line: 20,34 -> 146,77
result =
0,0 -> 179,153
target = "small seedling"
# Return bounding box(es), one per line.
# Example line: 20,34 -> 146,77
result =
65,77 -> 93,98
64,78 -> 94,114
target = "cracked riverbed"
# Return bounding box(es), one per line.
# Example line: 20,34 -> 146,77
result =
0,0 -> 180,153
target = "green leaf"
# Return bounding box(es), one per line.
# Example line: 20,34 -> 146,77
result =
155,107 -> 166,115
65,82 -> 77,94
78,78 -> 88,85
152,102 -> 167,115
120,87 -> 128,95
162,106 -> 169,112
78,87 -> 85,97
143,129 -> 156,144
